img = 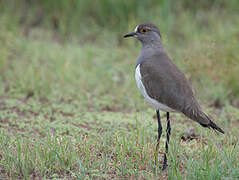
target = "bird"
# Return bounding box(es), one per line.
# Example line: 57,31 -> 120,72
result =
123,23 -> 224,170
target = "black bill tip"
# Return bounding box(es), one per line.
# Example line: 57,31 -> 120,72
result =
123,32 -> 137,38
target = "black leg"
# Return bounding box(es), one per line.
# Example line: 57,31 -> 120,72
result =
162,112 -> 171,170
155,110 -> 162,165
156,110 -> 162,149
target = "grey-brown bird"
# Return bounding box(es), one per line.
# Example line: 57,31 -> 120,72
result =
124,23 -> 224,170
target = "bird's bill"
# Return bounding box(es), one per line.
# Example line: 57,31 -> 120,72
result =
123,32 -> 137,38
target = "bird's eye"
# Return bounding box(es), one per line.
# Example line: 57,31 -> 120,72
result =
140,28 -> 149,33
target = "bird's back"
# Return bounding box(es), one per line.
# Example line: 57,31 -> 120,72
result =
139,52 -> 197,112
139,51 -> 224,133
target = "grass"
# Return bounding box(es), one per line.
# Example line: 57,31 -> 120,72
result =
0,98 -> 239,179
0,3 -> 239,179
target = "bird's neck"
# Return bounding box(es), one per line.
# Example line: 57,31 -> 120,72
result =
136,42 -> 164,67
141,41 -> 165,57
142,40 -> 164,50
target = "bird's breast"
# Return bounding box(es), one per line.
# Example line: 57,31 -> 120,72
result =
135,64 -> 174,112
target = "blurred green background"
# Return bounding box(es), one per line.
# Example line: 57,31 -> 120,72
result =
0,0 -> 239,179
0,0 -> 238,108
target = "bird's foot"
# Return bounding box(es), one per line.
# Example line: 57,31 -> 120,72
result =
154,139 -> 161,166
162,153 -> 168,171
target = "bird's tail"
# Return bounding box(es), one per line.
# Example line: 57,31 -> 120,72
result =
183,107 -> 224,134
199,113 -> 224,134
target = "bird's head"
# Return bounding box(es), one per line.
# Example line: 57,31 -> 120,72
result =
124,23 -> 162,44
